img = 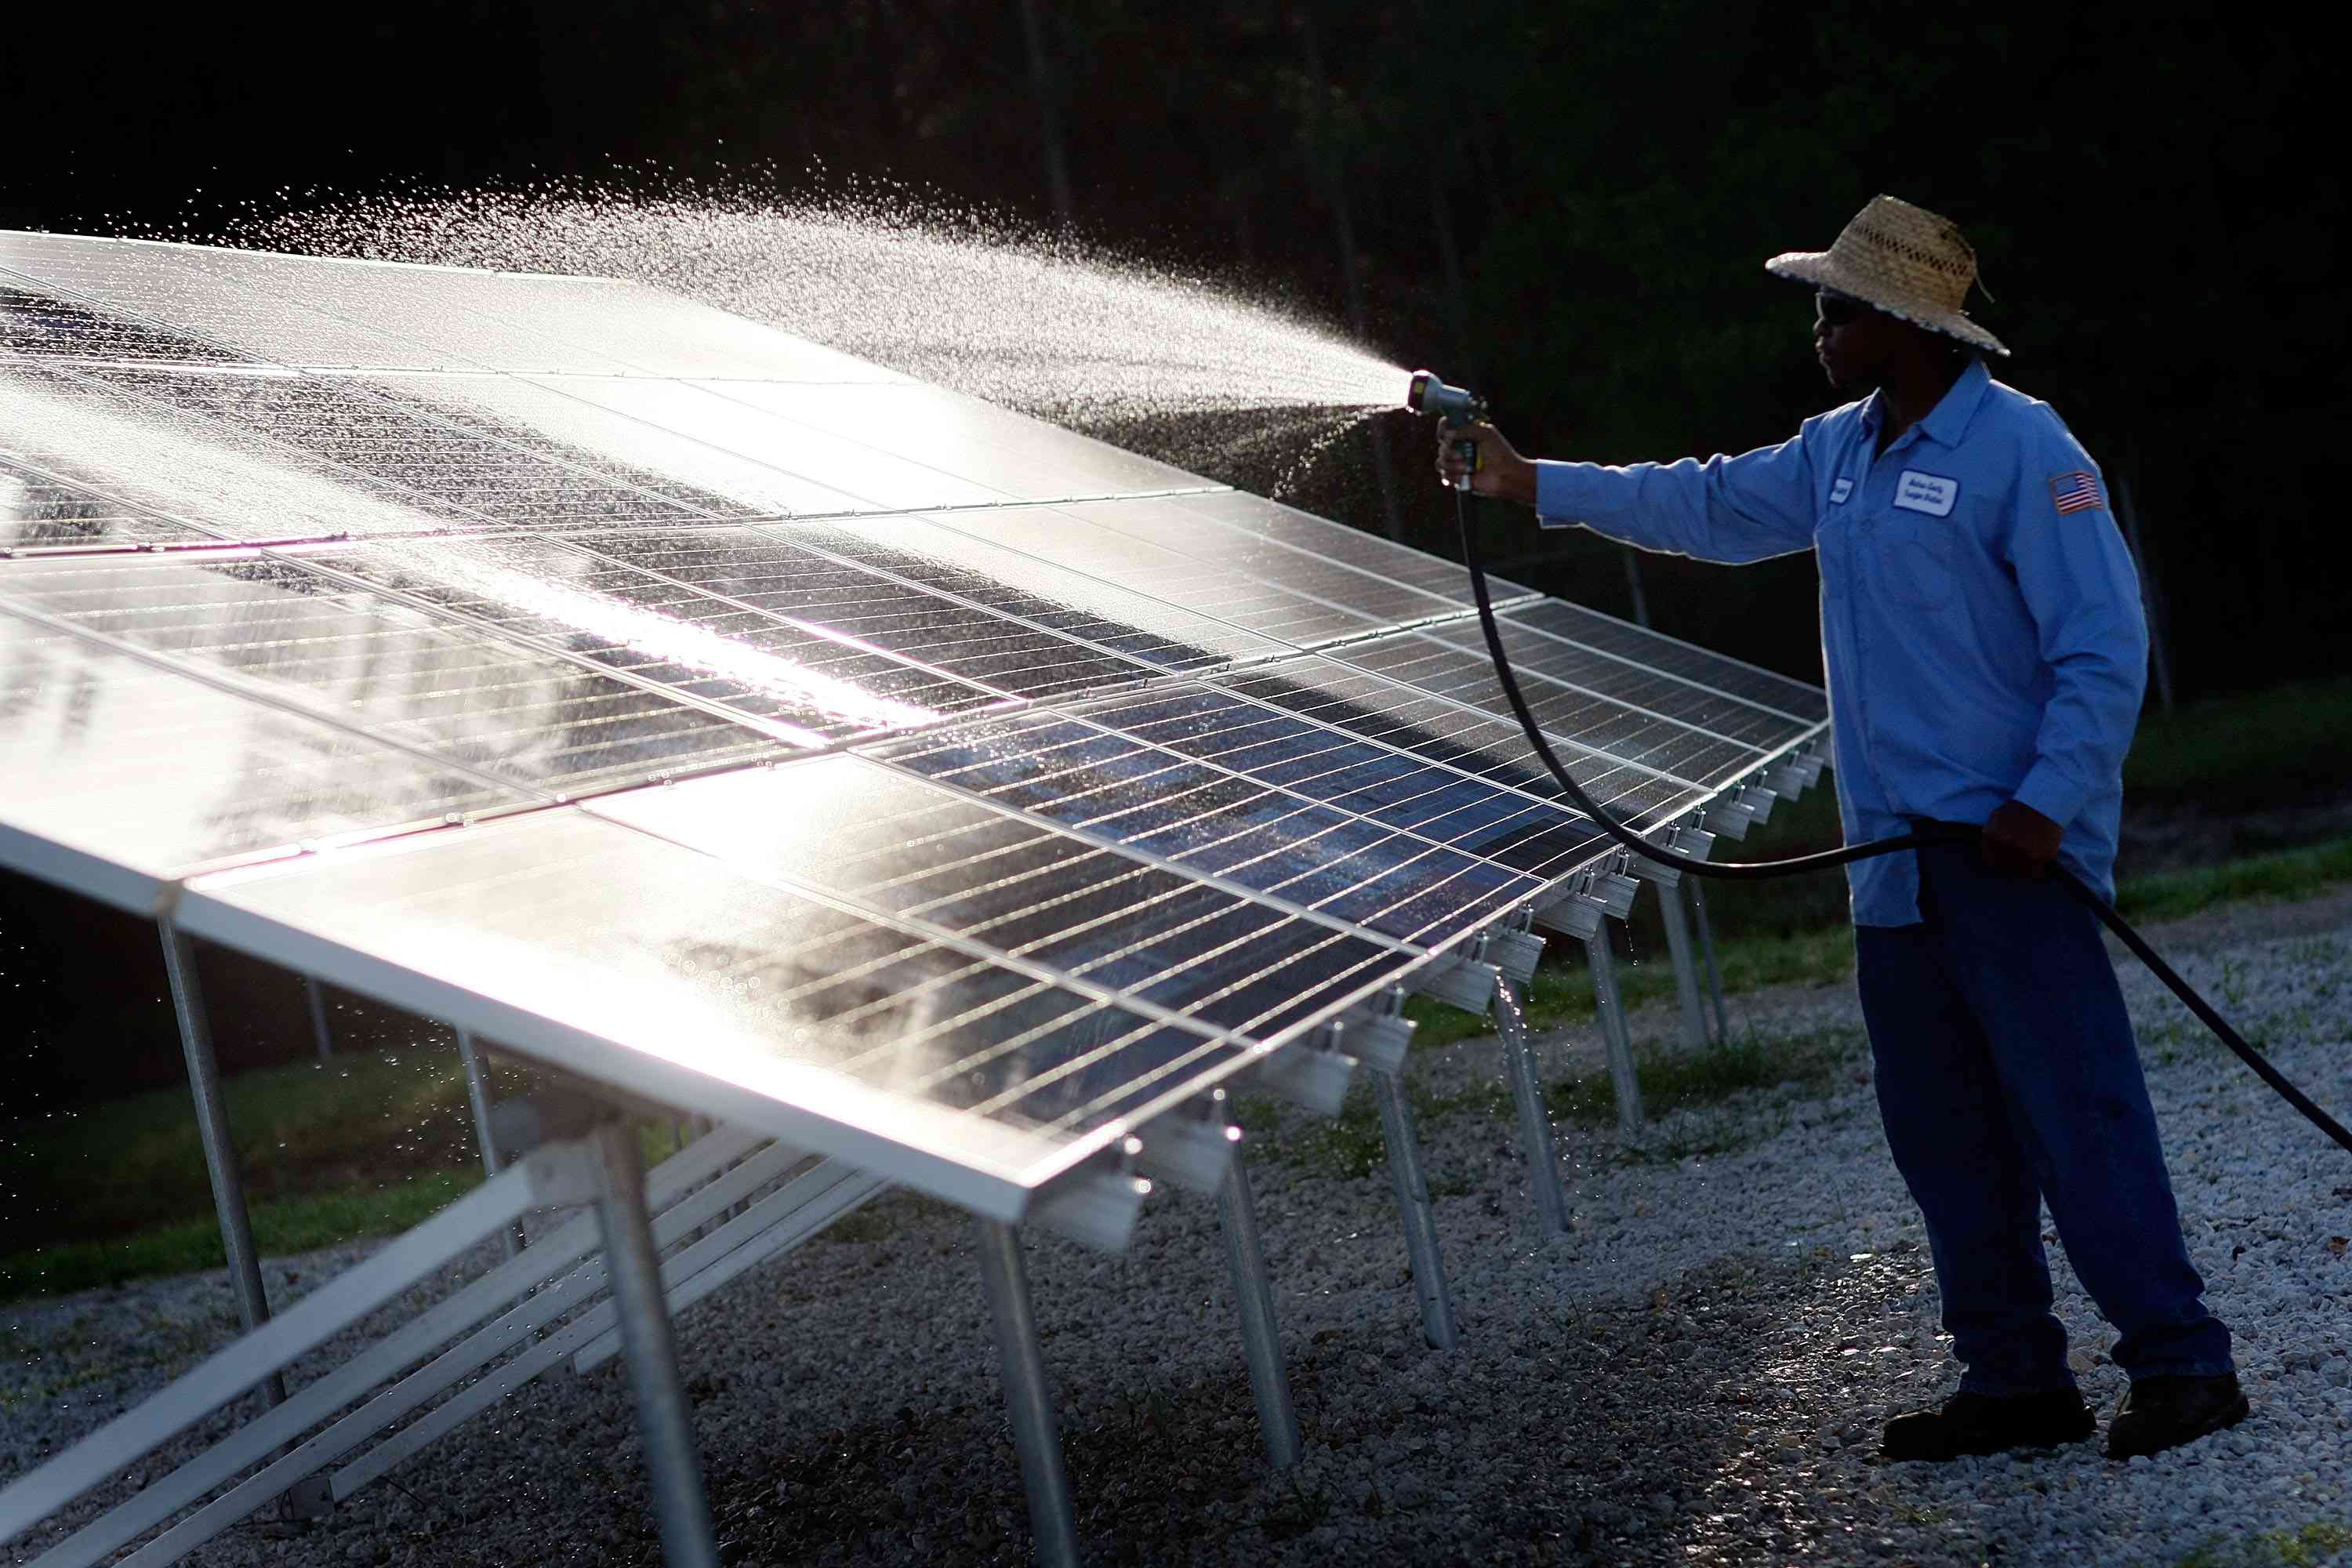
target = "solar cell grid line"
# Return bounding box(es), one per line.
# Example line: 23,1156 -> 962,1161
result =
67,367 -> 744,533
867,691 -> 1604,898
1229,644 -> 1723,799
916,502 -> 1392,650
1389,617 -> 1807,754
1163,486 -> 1544,608
608,753 -> 1429,982
909,499 -> 1450,651
0,552 -> 804,797
1020,681 -> 1617,882
851,716 -> 1555,953
696,377 -> 1210,506
586,757 -> 1428,1040
557,525 -> 1161,702
188,808 -> 1411,1203
2,360 -> 501,546
0,231 -> 909,385
0,454 -> 212,549
1047,494 -> 1490,633
368,372 -> 869,523
3,262 -> 884,532
1498,597 -> 1831,723
281,534 -> 1013,736
764,516 -> 1293,675
1325,631 -> 1767,789
1208,656 -> 1711,829
0,267 -> 270,368
0,249 -> 449,379
1417,615 -> 1817,748
176,810 -> 1298,1210
511,374 -> 1011,517
0,602 -> 535,912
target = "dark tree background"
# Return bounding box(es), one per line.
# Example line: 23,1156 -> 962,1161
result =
5,2 -> 2342,698
2,4 -> 2343,1103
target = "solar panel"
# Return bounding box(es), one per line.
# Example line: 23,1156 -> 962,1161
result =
2,231 -> 904,381
862,713 -> 1548,949
1165,487 -> 1542,607
0,454 -> 209,550
0,228 -> 1827,1208
0,227 -> 1840,1568
1214,654 -> 1708,825
0,604 -> 526,907
1485,596 -> 1831,724
0,551 -> 798,787
178,760 -> 1418,1210
1328,630 -> 1771,788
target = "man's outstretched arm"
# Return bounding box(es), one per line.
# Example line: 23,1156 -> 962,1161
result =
1437,421 -> 1820,565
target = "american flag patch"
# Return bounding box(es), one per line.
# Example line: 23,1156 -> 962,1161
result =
2049,470 -> 2103,514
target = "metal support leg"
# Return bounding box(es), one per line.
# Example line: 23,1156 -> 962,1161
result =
1653,878 -> 1710,1056
975,1220 -> 1080,1568
1686,877 -> 1731,1045
303,976 -> 333,1061
1488,978 -> 1569,1235
1582,926 -> 1644,1133
456,1031 -> 524,1259
158,916 -> 285,1409
590,1121 -> 720,1568
1371,1069 -> 1458,1349
1216,1149 -> 1301,1467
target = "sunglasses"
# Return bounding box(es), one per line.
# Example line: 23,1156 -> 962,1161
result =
1815,291 -> 1873,327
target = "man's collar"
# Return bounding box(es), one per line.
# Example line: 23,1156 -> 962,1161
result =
1917,358 -> 1993,448
1857,358 -> 1992,447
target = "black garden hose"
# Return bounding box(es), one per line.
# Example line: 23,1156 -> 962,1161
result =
1453,487 -> 2352,1156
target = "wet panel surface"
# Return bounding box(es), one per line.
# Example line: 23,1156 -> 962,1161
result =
0,552 -> 793,790
185,810 -> 1258,1195
589,757 -> 1417,1038
0,609 -> 524,880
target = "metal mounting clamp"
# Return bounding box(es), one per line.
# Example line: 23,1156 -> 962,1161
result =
1412,955 -> 1501,1015
1482,926 -> 1544,987
1247,1040 -> 1357,1117
1533,895 -> 1602,942
1131,1112 -> 1240,1195
1031,1163 -> 1152,1253
1586,870 -> 1640,922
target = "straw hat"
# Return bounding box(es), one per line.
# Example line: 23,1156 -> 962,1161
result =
1766,195 -> 2008,356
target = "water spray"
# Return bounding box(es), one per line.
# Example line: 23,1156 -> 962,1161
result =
1416,368 -> 2352,1156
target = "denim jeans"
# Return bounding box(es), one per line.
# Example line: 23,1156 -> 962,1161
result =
1855,840 -> 2234,1394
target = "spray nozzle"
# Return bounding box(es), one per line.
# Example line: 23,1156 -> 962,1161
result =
1404,369 -> 1486,428
1407,370 -> 1488,492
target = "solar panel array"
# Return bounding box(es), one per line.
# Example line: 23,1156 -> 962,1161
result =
0,231 -> 1828,1217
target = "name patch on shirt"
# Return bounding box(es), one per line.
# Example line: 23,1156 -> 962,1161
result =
1893,470 -> 1959,517
1829,477 -> 1853,504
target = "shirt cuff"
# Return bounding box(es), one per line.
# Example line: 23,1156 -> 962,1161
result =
2011,761 -> 2089,832
1533,460 -> 1595,530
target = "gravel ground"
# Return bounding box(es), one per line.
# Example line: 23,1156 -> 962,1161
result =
6,891 -> 2349,1568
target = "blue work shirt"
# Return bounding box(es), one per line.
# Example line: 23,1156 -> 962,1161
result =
1533,358 -> 2147,927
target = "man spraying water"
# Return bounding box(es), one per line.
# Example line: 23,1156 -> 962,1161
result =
1435,195 -> 2246,1464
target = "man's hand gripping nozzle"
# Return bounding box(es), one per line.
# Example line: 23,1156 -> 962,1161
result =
1405,370 -> 1486,492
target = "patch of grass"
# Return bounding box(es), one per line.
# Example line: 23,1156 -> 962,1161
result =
0,1170 -> 480,1299
2126,675 -> 2352,812
1548,1027 -> 1868,1131
0,1039 -> 691,1302
2176,1519 -> 2352,1568
1236,1080 -> 1502,1183
0,1047 -> 498,1256
2116,834 -> 2352,924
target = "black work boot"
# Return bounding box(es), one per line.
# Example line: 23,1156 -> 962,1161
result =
1880,1389 -> 2095,1462
2106,1374 -> 2250,1461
